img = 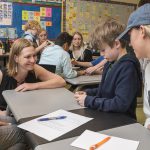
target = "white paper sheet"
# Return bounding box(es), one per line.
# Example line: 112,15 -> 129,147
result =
18,109 -> 93,141
71,130 -> 139,150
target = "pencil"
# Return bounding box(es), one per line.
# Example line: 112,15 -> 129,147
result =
89,136 -> 111,150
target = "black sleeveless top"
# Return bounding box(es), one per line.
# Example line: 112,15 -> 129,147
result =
0,68 -> 38,110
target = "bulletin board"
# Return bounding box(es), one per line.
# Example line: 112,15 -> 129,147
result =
66,0 -> 136,41
0,2 -> 62,40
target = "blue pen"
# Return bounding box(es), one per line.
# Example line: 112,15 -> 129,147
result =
37,115 -> 67,121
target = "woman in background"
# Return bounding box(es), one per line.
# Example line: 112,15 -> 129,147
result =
38,28 -> 54,48
69,32 -> 93,63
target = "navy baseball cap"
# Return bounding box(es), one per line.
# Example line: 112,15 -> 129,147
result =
117,4 -> 150,40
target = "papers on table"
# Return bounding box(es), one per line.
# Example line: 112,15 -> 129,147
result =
18,109 -> 93,141
71,130 -> 139,150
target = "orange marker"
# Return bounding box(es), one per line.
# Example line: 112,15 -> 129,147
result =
89,136 -> 111,150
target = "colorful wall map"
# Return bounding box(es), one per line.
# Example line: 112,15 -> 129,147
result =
66,0 -> 136,41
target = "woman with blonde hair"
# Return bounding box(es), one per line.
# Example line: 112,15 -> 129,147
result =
69,32 -> 93,63
0,38 -> 65,149
38,28 -> 54,48
0,38 -> 65,110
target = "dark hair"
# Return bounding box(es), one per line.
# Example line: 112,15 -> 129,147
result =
55,32 -> 73,47
138,0 -> 150,7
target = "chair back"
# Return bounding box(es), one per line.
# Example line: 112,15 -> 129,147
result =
39,64 -> 56,73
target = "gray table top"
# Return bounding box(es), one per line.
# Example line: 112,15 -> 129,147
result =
65,75 -> 102,85
3,88 -> 82,122
35,123 -> 150,150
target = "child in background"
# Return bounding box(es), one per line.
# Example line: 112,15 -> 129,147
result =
38,28 -> 48,45
23,20 -> 49,54
69,32 -> 93,62
117,4 -> 150,128
74,18 -> 142,119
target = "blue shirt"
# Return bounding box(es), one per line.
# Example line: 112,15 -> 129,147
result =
91,56 -> 104,66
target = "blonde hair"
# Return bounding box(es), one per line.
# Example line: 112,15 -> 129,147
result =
90,18 -> 126,50
143,25 -> 150,38
7,38 -> 33,76
70,32 -> 86,60
23,20 -> 41,31
39,28 -> 47,34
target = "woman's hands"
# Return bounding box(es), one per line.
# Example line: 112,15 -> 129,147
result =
15,83 -> 38,92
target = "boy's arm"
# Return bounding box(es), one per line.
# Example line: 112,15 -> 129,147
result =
72,60 -> 92,67
84,88 -> 98,96
86,59 -> 107,74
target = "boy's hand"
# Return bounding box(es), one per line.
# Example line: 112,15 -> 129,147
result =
74,91 -> 87,107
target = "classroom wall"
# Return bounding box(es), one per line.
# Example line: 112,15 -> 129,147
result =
65,0 -> 136,41
111,0 -> 139,4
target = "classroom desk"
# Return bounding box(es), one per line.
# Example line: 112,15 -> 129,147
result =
2,88 -> 81,122
34,123 -> 150,150
24,108 -> 136,149
66,75 -> 102,92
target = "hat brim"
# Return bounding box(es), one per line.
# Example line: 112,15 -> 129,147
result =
117,27 -> 131,41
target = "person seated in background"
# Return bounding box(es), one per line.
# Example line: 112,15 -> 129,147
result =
72,49 -> 107,75
37,28 -> 54,49
68,32 -> 93,63
0,38 -> 65,111
74,18 -> 142,119
23,20 -> 49,54
39,32 -> 85,79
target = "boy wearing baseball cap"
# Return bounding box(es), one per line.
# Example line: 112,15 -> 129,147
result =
118,3 -> 150,128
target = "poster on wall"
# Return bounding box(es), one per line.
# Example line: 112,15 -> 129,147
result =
0,2 -> 12,25
66,0 -> 135,41
10,0 -> 62,4
35,0 -> 62,3
22,7 -> 53,30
